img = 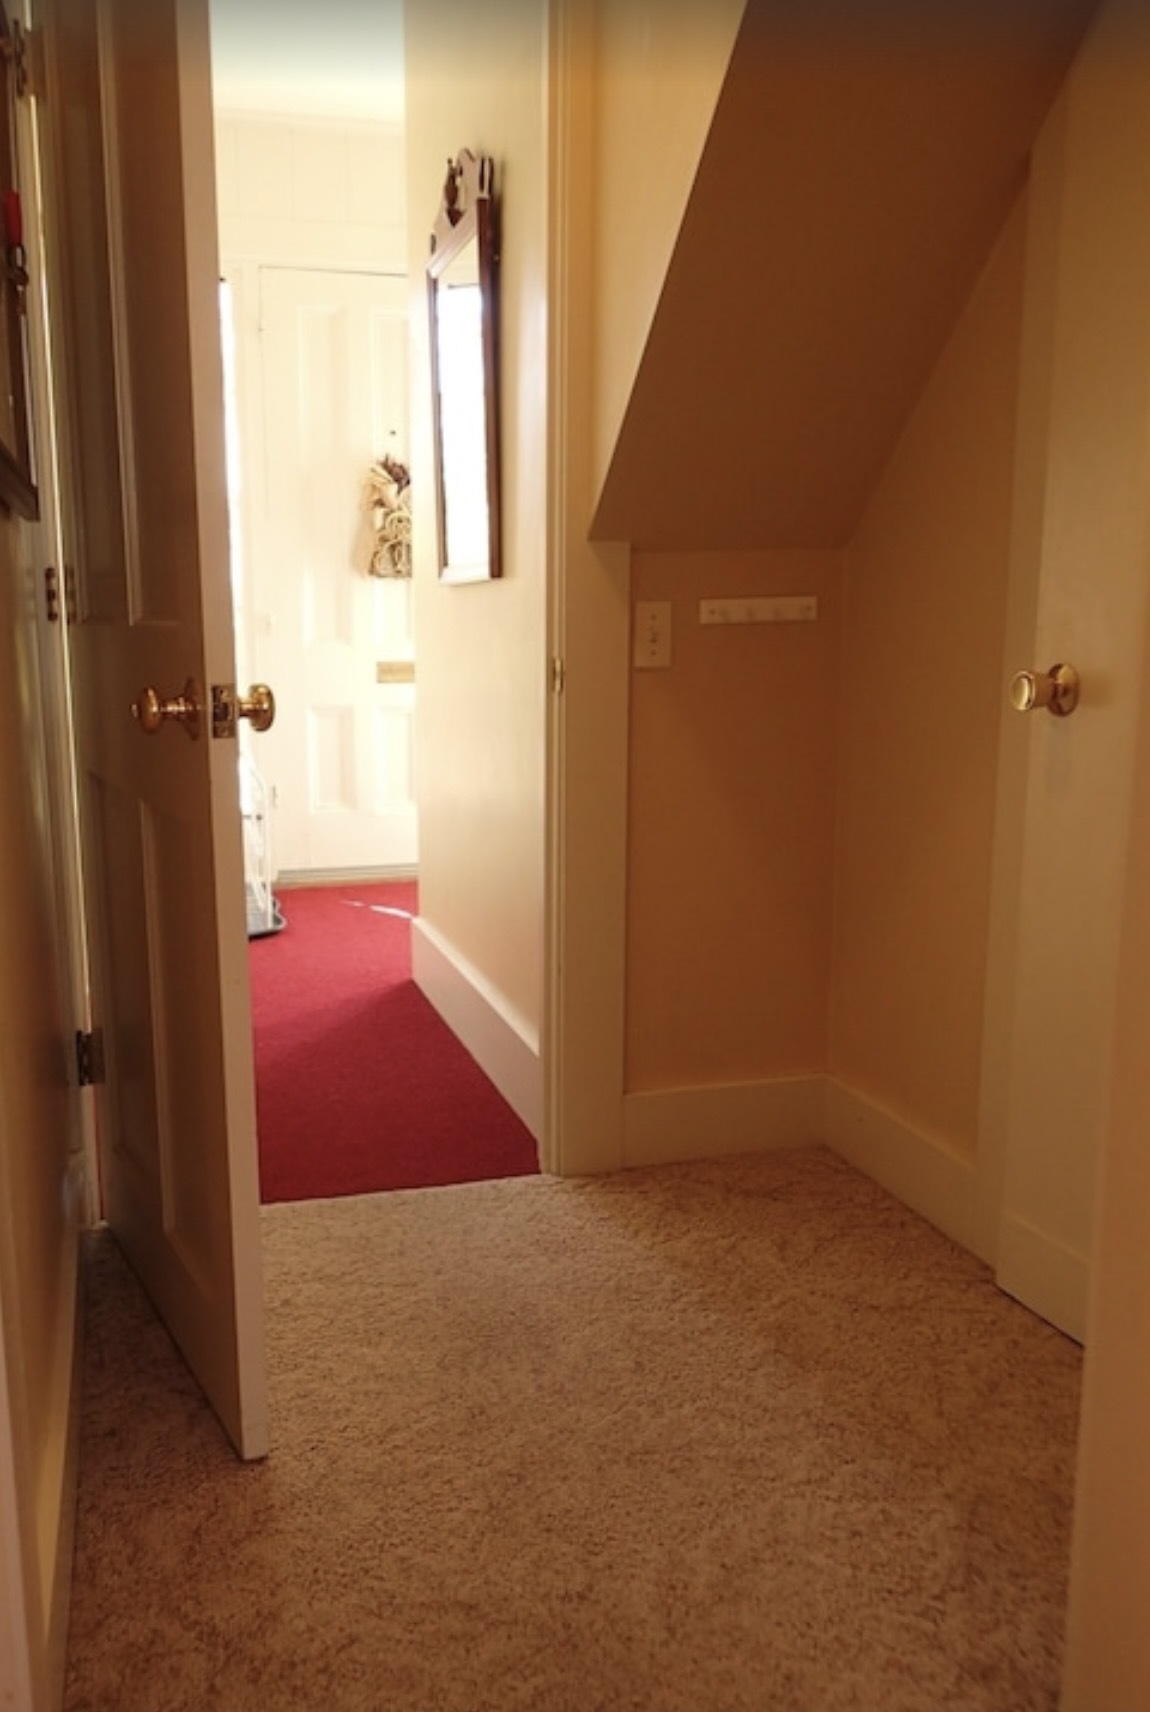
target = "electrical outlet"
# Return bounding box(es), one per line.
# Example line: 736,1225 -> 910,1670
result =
634,600 -> 672,669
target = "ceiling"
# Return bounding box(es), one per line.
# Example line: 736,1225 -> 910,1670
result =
208,0 -> 405,124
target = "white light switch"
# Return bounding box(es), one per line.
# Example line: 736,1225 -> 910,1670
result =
634,600 -> 672,669
699,595 -> 818,626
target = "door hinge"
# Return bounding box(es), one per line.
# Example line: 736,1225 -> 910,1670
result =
551,656 -> 566,694
75,1028 -> 105,1089
44,564 -> 59,623
2,21 -> 38,99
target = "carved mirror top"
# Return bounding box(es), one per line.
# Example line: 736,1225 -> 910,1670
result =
430,149 -> 495,265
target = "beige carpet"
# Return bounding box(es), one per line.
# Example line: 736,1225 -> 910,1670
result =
63,1147 -> 1081,1712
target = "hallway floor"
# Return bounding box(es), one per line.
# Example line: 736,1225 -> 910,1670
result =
63,1147 -> 1081,1711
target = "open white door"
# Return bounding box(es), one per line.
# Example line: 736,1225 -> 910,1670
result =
39,0 -> 268,1457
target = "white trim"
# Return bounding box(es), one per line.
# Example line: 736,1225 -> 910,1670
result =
822,1078 -> 978,1253
623,1076 -> 823,1169
996,1214 -> 1088,1343
411,917 -> 543,1144
275,866 -> 417,889
543,0 -> 631,1179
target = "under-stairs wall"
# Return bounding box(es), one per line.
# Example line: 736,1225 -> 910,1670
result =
826,198 -> 1028,1250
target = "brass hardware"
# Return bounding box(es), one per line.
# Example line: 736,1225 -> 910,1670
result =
1010,662 -> 1080,719
376,660 -> 415,685
44,565 -> 59,623
131,679 -> 202,739
211,682 -> 276,740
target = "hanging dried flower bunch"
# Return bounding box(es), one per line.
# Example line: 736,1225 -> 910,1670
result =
360,453 -> 412,578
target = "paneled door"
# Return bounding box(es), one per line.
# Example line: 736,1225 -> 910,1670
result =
250,268 -> 416,876
40,0 -> 268,1457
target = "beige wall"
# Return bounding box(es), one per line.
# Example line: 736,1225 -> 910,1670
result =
1063,488 -> 1150,1709
404,1 -> 548,1037
829,199 -> 1027,1156
1058,19 -> 1150,1667
626,550 -> 842,1089
589,0 -> 745,506
594,0 -> 1092,552
0,520 -> 83,1710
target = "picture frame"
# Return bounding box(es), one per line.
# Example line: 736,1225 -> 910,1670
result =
0,3 -> 37,521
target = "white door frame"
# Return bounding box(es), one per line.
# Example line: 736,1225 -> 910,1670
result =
543,0 -> 629,1177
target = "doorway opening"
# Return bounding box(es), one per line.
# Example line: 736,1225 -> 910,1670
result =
208,9 -> 540,1203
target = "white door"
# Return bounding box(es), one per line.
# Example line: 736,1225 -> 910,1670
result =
250,267 -> 416,876
40,0 -> 268,1457
988,10 -> 1150,1342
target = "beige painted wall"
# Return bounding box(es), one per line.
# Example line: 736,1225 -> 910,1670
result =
594,0 -> 1093,551
589,0 -> 745,505
1062,574 -> 1150,1709
0,520 -> 83,1709
626,551 -> 842,1089
1055,25 -> 1150,1667
404,1 -> 548,1038
1063,450 -> 1150,1707
828,198 -> 1027,1158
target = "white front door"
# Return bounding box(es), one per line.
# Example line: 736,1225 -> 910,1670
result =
248,267 -> 416,876
41,0 -> 268,1457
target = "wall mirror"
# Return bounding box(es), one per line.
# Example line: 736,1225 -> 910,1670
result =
427,149 -> 500,582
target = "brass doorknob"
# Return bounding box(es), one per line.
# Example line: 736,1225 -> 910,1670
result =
236,683 -> 275,732
131,678 -> 202,739
211,682 -> 276,737
1009,662 -> 1080,718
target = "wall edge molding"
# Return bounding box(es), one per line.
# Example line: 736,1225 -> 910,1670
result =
996,1213 -> 1088,1343
411,917 -> 542,1142
822,1078 -> 977,1253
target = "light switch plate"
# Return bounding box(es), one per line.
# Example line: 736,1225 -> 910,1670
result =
634,600 -> 672,668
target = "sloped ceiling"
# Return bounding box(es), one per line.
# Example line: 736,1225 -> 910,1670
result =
593,0 -> 1100,550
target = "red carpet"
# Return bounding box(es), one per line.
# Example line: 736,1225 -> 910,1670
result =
248,883 -> 539,1203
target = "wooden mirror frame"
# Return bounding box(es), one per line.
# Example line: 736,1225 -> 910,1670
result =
426,149 -> 500,583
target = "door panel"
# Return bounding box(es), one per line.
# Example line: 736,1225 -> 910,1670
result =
40,0 -> 267,1457
251,267 -> 416,874
991,17 -> 1150,1340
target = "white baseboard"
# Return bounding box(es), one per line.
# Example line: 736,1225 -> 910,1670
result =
622,1076 -> 822,1169
995,1213 -> 1089,1342
822,1079 -> 977,1253
410,918 -> 543,1142
275,865 -> 417,888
